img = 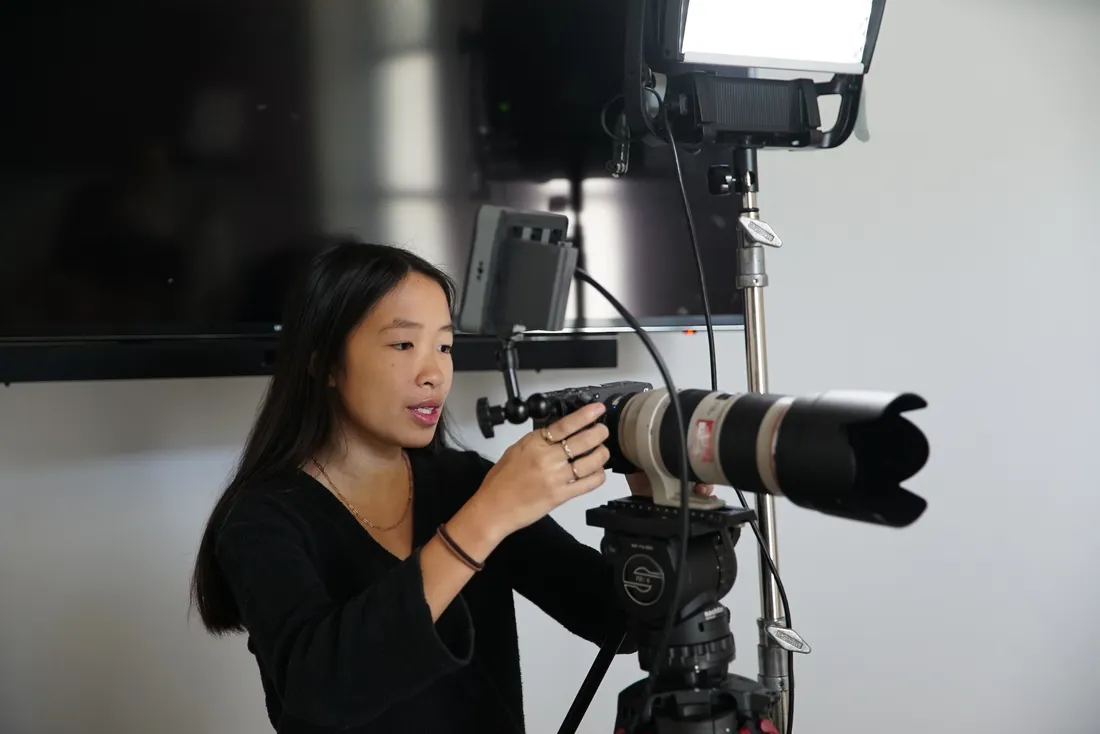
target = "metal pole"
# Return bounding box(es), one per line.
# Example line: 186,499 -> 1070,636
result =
732,145 -> 790,731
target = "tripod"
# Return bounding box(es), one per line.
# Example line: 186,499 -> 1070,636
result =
555,497 -> 780,734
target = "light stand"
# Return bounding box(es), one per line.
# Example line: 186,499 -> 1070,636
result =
549,146 -> 804,734
618,2 -> 882,718
708,144 -> 798,726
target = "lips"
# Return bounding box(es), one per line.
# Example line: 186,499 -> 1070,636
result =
407,401 -> 442,426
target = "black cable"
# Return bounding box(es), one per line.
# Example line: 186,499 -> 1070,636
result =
655,94 -> 798,734
658,104 -> 718,391
572,267 -> 691,734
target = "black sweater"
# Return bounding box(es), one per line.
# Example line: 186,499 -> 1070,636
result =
214,446 -> 633,733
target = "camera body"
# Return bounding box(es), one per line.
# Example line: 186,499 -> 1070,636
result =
530,380 -> 653,475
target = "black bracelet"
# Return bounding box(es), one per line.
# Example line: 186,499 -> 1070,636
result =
436,524 -> 485,572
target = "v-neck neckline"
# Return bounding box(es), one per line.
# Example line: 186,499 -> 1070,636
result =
300,450 -> 433,563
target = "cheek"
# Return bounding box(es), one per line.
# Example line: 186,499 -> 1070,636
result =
336,363 -> 399,420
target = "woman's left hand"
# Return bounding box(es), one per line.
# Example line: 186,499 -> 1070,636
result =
625,472 -> 714,499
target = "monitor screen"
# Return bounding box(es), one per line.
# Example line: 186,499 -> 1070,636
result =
0,0 -> 745,344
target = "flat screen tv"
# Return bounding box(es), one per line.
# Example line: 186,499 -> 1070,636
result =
0,0 -> 744,382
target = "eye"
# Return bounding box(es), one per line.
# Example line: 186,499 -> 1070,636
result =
391,342 -> 414,351
439,344 -> 453,354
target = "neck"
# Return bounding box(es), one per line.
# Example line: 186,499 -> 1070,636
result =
316,425 -> 405,485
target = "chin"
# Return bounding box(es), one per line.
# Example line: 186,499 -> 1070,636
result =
396,420 -> 440,449
402,430 -> 437,449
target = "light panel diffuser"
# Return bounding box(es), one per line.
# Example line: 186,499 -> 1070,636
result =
681,0 -> 876,74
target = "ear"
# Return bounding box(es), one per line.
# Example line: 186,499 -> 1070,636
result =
309,352 -> 336,386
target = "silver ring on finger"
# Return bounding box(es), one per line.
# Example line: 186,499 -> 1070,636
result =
561,441 -> 575,461
569,462 -> 581,482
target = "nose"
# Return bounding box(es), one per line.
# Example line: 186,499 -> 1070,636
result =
417,353 -> 445,388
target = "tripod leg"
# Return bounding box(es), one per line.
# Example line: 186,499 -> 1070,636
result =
555,628 -> 627,734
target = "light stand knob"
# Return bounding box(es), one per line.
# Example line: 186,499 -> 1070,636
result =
707,165 -> 733,195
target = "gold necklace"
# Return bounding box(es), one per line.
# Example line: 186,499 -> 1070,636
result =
311,452 -> 413,532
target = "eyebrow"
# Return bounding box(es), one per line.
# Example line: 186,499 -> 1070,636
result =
382,318 -> 453,332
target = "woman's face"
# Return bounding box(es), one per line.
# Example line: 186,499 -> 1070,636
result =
334,272 -> 454,450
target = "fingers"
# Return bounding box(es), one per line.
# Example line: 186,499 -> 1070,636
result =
564,460 -> 607,495
572,470 -> 607,494
567,445 -> 611,482
544,402 -> 606,444
694,483 -> 714,496
523,402 -> 613,503
557,422 -> 609,460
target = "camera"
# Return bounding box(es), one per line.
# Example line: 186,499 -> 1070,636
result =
526,380 -> 654,475
519,380 -> 928,528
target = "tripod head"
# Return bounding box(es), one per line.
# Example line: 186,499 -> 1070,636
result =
591,498 -> 746,672
583,498 -> 783,734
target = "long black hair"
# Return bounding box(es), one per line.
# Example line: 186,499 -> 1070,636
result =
190,237 -> 459,634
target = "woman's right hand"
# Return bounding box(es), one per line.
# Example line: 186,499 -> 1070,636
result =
472,402 -> 612,539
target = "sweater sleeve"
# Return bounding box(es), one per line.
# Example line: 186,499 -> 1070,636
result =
460,451 -> 636,653
214,493 -> 475,728
501,513 -> 636,653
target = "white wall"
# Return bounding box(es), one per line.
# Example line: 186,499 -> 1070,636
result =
3,0 -> 1099,732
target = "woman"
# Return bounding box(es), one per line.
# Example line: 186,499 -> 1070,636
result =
190,238 -> 710,733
